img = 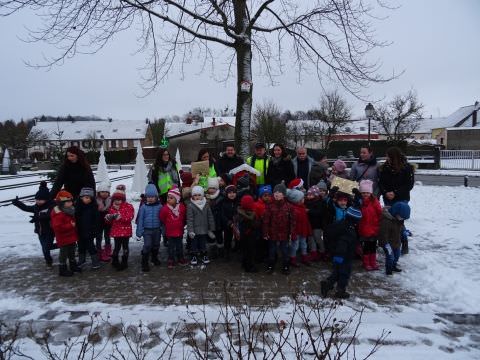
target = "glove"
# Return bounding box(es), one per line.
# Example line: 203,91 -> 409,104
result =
188,232 -> 196,239
113,213 -> 120,219
105,214 -> 113,221
208,231 -> 216,239
12,196 -> 20,205
332,256 -> 344,264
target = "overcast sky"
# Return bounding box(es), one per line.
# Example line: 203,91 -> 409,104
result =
0,0 -> 478,121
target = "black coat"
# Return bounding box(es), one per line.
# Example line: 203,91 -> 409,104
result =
75,200 -> 99,239
266,157 -> 295,187
208,193 -> 225,231
12,199 -> 55,238
216,155 -> 244,181
305,198 -> 328,230
324,219 -> 358,260
378,163 -> 414,202
50,162 -> 95,199
221,197 -> 238,230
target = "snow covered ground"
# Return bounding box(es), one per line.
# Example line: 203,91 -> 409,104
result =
0,172 -> 479,358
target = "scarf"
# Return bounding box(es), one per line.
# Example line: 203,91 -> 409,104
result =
192,198 -> 207,210
168,204 -> 180,217
207,189 -> 220,200
61,205 -> 75,216
97,197 -> 111,212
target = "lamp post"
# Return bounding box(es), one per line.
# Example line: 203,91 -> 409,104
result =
364,103 -> 375,146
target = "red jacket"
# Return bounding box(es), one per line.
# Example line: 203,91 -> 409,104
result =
159,203 -> 186,238
262,200 -> 295,241
50,206 -> 78,247
290,202 -> 312,239
358,196 -> 382,237
107,202 -> 135,237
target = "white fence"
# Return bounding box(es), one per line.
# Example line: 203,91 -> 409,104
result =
440,150 -> 480,170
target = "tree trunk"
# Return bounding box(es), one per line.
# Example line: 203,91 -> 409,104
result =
234,1 -> 252,158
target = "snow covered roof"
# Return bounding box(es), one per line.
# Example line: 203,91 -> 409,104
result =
31,119 -> 149,140
415,117 -> 451,133
165,116 -> 235,138
448,103 -> 480,128
287,119 -> 379,135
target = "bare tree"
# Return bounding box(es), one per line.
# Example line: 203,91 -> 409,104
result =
251,100 -> 286,149
375,90 -> 424,140
0,1 -> 396,156
310,90 -> 352,149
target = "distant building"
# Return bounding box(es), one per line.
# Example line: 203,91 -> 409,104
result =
28,118 -> 153,159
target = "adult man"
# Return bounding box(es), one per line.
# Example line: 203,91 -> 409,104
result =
215,144 -> 244,183
292,147 -> 315,190
246,143 -> 270,187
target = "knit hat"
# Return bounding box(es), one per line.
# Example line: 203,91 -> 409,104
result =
346,206 -> 362,221
258,184 -> 272,197
307,185 -> 321,198
144,183 -> 159,198
191,185 -> 204,197
237,173 -> 250,189
97,182 -> 110,193
288,178 -> 304,190
333,159 -> 347,173
389,201 -> 411,220
359,179 -> 373,194
168,186 -> 181,203
316,180 -> 327,191
273,182 -> 287,196
55,189 -> 73,202
207,177 -> 220,190
111,186 -> 126,201
35,181 -> 50,200
180,171 -> 193,188
286,188 -> 304,204
225,185 -> 237,194
240,195 -> 256,211
79,187 -> 95,198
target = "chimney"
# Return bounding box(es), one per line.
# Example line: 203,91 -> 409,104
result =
212,117 -> 216,126
473,103 -> 478,127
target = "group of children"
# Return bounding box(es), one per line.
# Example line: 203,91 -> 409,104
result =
13,173 -> 411,300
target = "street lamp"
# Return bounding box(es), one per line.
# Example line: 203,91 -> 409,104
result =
364,103 -> 375,145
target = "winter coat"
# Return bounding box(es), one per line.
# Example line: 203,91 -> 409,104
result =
378,163 -> 414,203
221,197 -> 238,230
96,196 -> 111,230
187,202 -> 215,235
358,196 -> 382,238
207,192 -> 224,231
237,208 -> 259,237
378,208 -> 403,249
305,198 -> 328,230
159,203 -> 186,238
309,162 -> 329,187
254,199 -> 268,219
266,156 -> 295,188
216,154 -> 244,182
262,200 -> 295,241
325,198 -> 350,226
150,161 -> 180,196
350,156 -> 380,194
50,207 -> 78,247
324,219 -> 358,261
75,200 -> 99,239
12,199 -> 55,238
292,156 -> 314,188
50,162 -> 95,200
107,202 -> 135,237
136,201 -> 162,237
290,202 -> 312,239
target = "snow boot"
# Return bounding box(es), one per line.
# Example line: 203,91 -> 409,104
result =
59,264 -> 73,277
178,258 -> 188,266
167,259 -> 174,269
111,256 -> 120,269
104,244 -> 112,258
290,256 -> 299,268
151,248 -> 161,266
369,253 -> 379,270
309,251 -> 320,262
119,254 -> 128,271
141,252 -> 150,272
334,288 -> 350,299
392,264 -> 402,272
362,255 -> 372,271
266,265 -> 274,274
99,248 -> 110,262
202,253 -> 210,265
190,255 -> 198,266
78,252 -> 87,267
320,280 -> 332,298
91,253 -> 101,270
70,260 -> 82,273
301,254 -> 311,266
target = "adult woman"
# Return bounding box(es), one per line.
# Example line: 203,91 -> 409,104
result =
350,145 -> 380,195
50,146 -> 95,199
150,148 -> 180,203
378,147 -> 414,205
266,144 -> 295,188
196,149 -> 218,190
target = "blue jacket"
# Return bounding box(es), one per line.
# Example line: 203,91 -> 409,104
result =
136,201 -> 162,237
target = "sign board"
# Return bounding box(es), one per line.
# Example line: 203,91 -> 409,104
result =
330,176 -> 358,195
191,160 -> 210,177
240,80 -> 252,93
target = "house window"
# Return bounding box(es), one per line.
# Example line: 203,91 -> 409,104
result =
440,137 -> 444,145
122,140 -> 128,148
110,140 -> 117,148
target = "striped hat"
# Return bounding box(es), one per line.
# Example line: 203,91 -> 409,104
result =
168,186 -> 181,203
